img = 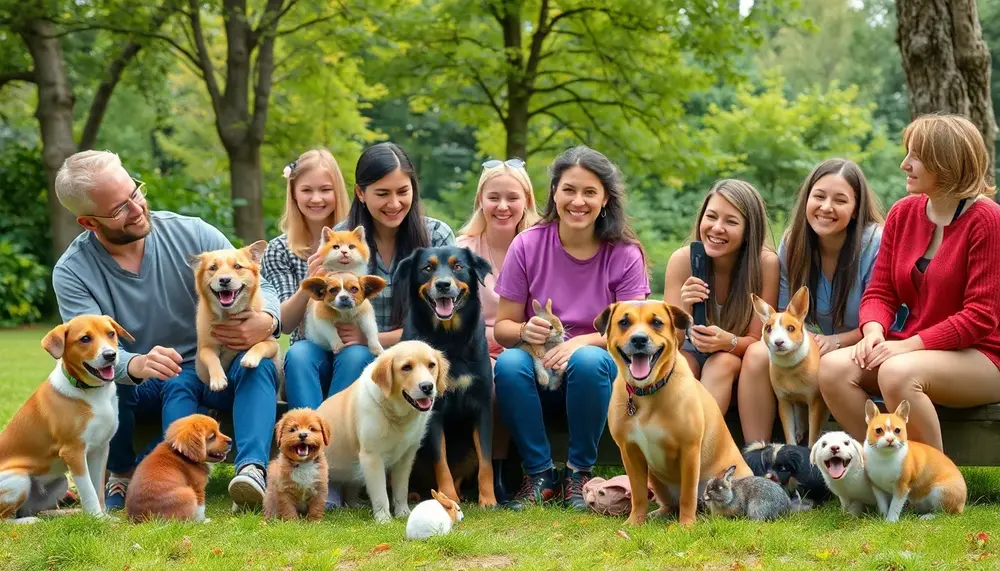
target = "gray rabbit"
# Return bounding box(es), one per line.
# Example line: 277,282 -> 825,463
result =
703,465 -> 812,521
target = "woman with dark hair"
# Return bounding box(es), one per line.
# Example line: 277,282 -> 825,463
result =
493,145 -> 650,512
738,159 -> 886,443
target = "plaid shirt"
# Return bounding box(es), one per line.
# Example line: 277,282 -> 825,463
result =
261,233 -> 310,342
335,216 -> 455,332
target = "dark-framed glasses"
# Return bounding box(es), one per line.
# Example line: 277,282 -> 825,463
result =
482,158 -> 526,169
89,178 -> 147,220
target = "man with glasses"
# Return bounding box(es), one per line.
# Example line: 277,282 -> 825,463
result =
50,150 -> 282,512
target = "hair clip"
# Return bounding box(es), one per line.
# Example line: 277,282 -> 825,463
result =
282,159 -> 298,179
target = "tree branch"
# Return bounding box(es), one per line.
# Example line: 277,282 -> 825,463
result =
188,0 -> 223,114
0,70 -> 36,89
250,0 -> 285,140
471,69 -> 506,123
275,13 -> 337,37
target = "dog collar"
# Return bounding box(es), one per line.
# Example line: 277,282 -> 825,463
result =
625,364 -> 675,416
62,365 -> 101,390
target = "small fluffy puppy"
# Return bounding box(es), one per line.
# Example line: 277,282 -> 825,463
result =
864,400 -> 967,521
743,441 -> 829,503
317,341 -> 449,523
264,409 -> 331,521
126,414 -> 232,522
810,431 -> 877,516
193,241 -> 279,391
301,272 -> 386,356
405,489 -> 464,540
752,286 -> 825,447
317,226 -> 370,275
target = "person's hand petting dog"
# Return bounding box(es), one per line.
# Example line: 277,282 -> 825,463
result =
128,346 -> 183,380
212,310 -> 276,351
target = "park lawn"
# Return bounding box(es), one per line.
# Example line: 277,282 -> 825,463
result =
2,326 -> 1000,570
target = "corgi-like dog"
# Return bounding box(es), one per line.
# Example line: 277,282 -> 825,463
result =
301,272 -> 387,356
193,241 -> 280,391
516,298 -> 567,390
0,315 -> 132,523
863,400 -> 967,521
752,286 -> 825,447
318,226 -> 370,275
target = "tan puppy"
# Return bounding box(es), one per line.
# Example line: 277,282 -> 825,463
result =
596,300 -> 752,526
125,414 -> 232,522
193,240 -> 279,391
317,341 -> 449,523
863,400 -> 966,521
752,286 -> 825,446
264,409 -> 331,521
301,272 -> 386,356
0,315 -> 132,523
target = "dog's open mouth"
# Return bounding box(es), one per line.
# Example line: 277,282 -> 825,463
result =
294,444 -> 314,458
83,362 -> 116,381
431,296 -> 456,320
207,449 -> 229,462
617,346 -> 664,381
824,456 -> 850,479
214,286 -> 245,308
403,392 -> 434,412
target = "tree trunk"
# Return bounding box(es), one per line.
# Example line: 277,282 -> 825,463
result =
896,0 -> 997,179
21,18 -> 82,261
502,0 -> 528,160
227,142 -> 264,242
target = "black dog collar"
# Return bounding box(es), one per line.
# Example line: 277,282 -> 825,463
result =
63,365 -> 102,390
625,364 -> 675,416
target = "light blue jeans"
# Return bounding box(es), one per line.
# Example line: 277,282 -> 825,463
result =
283,340 -> 375,409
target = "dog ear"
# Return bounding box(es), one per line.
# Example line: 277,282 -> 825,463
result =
751,293 -> 773,324
106,316 -> 135,343
787,286 -> 810,320
168,420 -> 208,462
434,349 -> 451,395
593,303 -> 617,337
808,440 -> 820,467
360,275 -> 387,299
41,323 -> 68,360
319,416 -> 332,447
851,438 -> 866,469
273,415 -> 288,446
187,252 -> 205,271
893,400 -> 910,424
300,277 -> 328,300
244,240 -> 268,264
666,303 -> 692,332
392,250 -> 420,294
466,249 -> 492,286
351,225 -> 366,243
370,352 -> 394,398
864,399 -> 880,424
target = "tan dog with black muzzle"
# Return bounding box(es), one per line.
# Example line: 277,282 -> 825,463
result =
595,300 -> 752,526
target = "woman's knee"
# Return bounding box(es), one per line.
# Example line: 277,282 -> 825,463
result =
818,347 -> 860,395
704,352 -> 742,378
739,341 -> 771,389
877,356 -> 920,399
494,348 -> 535,389
335,345 -> 376,367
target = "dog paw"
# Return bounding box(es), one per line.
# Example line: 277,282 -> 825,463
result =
240,353 -> 262,368
918,513 -> 936,521
625,514 -> 646,526
373,510 -> 392,524
370,344 -> 384,356
479,498 -> 497,509
394,504 -> 410,518
331,343 -> 345,355
209,376 -> 228,392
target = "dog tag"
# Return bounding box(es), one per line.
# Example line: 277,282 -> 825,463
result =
627,396 -> 636,416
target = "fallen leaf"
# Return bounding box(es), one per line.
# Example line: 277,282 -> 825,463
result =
861,542 -> 873,554
731,563 -> 746,571
212,547 -> 224,556
979,553 -> 991,561
371,543 -> 391,554
978,532 -> 990,543
552,521 -> 560,528
616,530 -> 631,540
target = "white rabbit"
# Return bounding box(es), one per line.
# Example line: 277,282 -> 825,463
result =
405,489 -> 464,540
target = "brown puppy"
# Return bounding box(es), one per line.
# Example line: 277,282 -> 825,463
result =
0,315 -> 132,523
264,409 -> 332,521
193,241 -> 280,391
126,414 -> 232,522
301,272 -> 386,356
596,300 -> 752,526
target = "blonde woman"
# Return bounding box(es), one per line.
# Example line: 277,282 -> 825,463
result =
457,158 -> 540,358
820,114 -> 1000,450
260,148 -> 355,410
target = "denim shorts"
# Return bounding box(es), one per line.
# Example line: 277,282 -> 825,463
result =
681,338 -> 714,369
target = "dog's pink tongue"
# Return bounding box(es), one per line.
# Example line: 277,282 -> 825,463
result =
415,398 -> 432,410
98,366 -> 115,380
296,444 -> 309,457
827,458 -> 847,479
219,290 -> 235,305
435,297 -> 454,316
629,354 -> 651,379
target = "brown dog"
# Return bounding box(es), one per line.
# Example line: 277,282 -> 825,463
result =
596,300 -> 752,526
264,409 -> 331,521
193,241 -> 280,392
125,414 -> 232,522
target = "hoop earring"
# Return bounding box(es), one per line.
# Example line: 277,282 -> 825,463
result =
601,208 -> 607,219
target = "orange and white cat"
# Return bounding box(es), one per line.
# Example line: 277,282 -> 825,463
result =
751,286 -> 824,446
318,226 -> 370,276
863,399 -> 966,521
301,273 -> 386,356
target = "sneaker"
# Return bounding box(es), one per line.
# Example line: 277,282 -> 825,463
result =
563,468 -> 592,511
104,476 -> 130,511
325,482 -> 344,511
228,464 -> 266,511
505,468 -> 562,511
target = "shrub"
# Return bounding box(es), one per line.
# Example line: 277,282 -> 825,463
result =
0,240 -> 50,327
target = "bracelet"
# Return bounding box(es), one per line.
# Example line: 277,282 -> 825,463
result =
834,335 -> 842,349
727,333 -> 738,352
519,321 -> 528,342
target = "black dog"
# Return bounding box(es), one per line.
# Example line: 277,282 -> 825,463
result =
743,441 -> 830,503
395,246 -> 496,507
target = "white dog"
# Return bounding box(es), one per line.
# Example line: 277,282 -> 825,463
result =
809,431 -> 877,516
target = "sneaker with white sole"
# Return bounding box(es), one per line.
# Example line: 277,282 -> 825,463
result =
104,476 -> 130,511
228,464 -> 266,511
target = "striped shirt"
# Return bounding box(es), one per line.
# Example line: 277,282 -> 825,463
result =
261,233 -> 311,342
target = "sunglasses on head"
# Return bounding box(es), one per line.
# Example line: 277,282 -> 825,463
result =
482,158 -> 525,169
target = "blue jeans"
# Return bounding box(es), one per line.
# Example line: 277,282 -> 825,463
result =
108,378 -> 167,474
494,346 -> 614,475
284,340 -> 375,409
108,353 -> 279,474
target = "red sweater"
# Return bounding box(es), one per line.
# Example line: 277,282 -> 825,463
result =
859,194 -> 1000,369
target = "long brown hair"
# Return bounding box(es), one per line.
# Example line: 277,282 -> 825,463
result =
279,148 -> 350,258
783,159 -> 885,329
690,179 -> 771,335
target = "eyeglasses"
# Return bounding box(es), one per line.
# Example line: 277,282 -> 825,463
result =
89,178 -> 147,221
482,158 -> 526,169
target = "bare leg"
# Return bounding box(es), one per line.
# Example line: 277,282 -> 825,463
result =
738,341 -> 777,443
700,352 -> 742,413
817,348 -> 880,442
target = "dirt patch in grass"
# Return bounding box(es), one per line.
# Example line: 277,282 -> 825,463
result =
449,555 -> 515,569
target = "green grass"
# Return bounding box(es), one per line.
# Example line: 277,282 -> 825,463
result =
2,326 -> 1000,570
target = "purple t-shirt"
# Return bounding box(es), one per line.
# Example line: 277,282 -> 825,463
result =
494,222 -> 651,339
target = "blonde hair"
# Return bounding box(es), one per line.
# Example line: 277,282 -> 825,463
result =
458,163 -> 540,236
902,113 -> 997,199
54,150 -> 123,216
279,148 -> 351,258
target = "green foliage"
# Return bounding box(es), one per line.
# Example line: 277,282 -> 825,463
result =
0,240 -> 49,327
0,141 -> 50,265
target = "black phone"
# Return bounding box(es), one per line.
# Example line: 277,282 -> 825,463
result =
689,241 -> 709,327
